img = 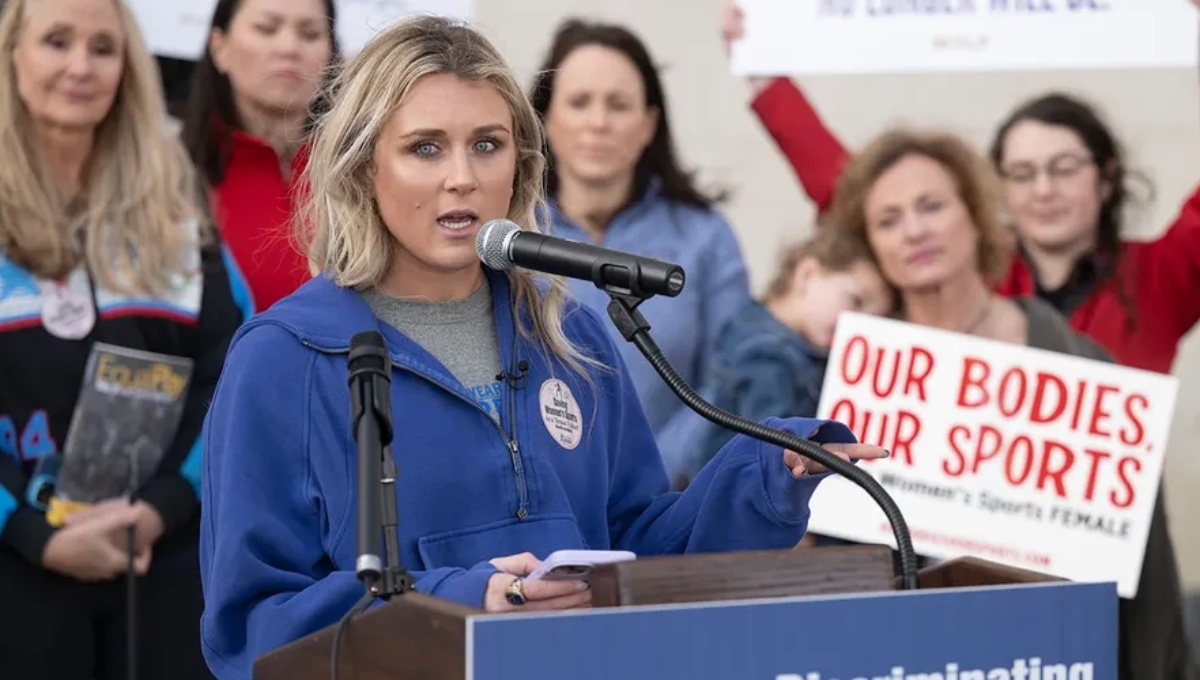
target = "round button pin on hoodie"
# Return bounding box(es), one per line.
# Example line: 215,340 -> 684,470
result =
539,379 -> 582,450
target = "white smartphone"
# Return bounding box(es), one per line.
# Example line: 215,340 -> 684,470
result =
526,549 -> 637,581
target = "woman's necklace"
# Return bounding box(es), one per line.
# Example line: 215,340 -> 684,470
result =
962,295 -> 995,335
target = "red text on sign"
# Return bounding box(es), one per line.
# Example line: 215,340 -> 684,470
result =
827,400 -> 921,465
838,335 -> 934,402
834,335 -> 935,464
943,425 -> 1142,507
954,357 -> 1149,446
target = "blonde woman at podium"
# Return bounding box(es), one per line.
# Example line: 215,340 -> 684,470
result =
197,14 -> 887,680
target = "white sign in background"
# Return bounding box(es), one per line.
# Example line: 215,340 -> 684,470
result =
806,313 -> 1178,598
731,0 -> 1200,75
125,0 -> 475,61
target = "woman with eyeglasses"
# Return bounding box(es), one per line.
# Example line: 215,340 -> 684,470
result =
720,1 -> 1200,376
718,3 -> 1200,678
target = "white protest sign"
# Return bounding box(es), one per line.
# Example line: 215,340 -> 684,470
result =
125,0 -> 214,60
126,0 -> 475,61
337,0 -> 475,56
730,0 -> 1200,75
807,313 -> 1177,598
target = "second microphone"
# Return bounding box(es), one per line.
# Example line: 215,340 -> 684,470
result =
476,219 -> 686,298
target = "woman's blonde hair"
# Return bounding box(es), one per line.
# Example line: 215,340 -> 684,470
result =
0,0 -> 206,296
829,127 -> 1015,285
299,15 -> 598,375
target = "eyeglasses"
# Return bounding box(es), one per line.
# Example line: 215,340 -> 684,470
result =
1000,153 -> 1094,186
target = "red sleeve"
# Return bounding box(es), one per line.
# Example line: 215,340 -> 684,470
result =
750,78 -> 850,216
1136,184 -> 1200,338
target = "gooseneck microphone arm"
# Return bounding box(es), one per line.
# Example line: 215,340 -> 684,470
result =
605,290 -> 920,590
475,218 -> 920,590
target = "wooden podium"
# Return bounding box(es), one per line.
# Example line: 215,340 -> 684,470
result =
252,545 -> 1066,680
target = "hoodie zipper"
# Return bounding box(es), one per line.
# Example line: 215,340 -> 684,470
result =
503,298 -> 528,520
392,360 -> 529,521
302,339 -> 530,521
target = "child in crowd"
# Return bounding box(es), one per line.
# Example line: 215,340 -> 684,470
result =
662,226 -> 895,489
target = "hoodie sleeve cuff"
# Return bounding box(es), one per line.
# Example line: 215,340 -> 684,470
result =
0,506 -> 57,567
428,562 -> 500,609
137,474 -> 198,536
759,417 -> 860,524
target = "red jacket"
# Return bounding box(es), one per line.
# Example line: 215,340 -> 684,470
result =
211,130 -> 312,313
751,78 -> 1200,373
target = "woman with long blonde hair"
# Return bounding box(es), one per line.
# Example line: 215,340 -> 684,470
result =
0,0 -> 242,678
198,15 -> 884,677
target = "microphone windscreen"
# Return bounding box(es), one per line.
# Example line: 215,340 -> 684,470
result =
348,331 -> 388,373
476,219 -> 521,271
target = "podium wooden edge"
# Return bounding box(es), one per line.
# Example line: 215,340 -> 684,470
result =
913,555 -> 1067,590
252,592 -> 480,680
252,548 -> 1068,680
588,545 -> 897,607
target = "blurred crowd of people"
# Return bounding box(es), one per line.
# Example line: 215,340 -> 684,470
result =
0,0 -> 1197,678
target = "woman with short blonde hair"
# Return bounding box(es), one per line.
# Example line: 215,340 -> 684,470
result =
199,15 -> 884,678
0,0 -> 243,678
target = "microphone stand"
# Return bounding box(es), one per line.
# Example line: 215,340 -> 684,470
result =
126,448 -> 140,680
376,446 -> 412,599
348,341 -> 415,600
331,342 -> 415,680
602,287 -> 920,590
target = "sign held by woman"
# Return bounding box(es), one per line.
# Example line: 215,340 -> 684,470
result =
807,311 -> 1178,598
730,0 -> 1199,74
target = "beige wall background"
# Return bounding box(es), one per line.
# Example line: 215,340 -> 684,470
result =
472,0 -> 1200,588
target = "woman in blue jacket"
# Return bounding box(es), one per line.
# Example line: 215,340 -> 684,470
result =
198,15 -> 884,679
529,19 -> 754,445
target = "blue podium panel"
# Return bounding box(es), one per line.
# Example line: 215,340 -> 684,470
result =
467,582 -> 1116,680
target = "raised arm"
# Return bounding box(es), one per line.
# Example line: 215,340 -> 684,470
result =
721,0 -> 851,214
1133,1 -> 1200,338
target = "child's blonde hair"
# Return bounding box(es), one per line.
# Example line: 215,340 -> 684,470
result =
762,225 -> 884,303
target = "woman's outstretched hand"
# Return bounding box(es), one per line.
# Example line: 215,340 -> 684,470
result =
785,442 -> 890,478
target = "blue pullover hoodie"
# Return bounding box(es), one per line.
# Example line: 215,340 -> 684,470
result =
198,269 -> 858,679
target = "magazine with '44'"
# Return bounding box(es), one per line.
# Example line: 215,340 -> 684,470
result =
46,343 -> 193,527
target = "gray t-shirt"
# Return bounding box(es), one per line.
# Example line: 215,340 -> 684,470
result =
362,280 -> 504,422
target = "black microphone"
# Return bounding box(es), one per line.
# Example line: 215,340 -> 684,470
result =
333,332 -> 412,680
476,219 -> 686,298
347,331 -> 393,588
476,223 -> 920,591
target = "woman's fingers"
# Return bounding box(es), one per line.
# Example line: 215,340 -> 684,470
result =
519,587 -> 593,612
823,443 -> 890,461
489,552 -> 541,576
784,443 -> 890,476
492,576 -> 592,613
520,577 -> 589,602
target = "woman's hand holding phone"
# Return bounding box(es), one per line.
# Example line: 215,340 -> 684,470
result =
483,552 -> 592,613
